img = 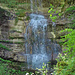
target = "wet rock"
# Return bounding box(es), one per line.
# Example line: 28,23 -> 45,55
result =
14,53 -> 26,62
4,51 -> 14,59
9,32 -> 24,38
47,32 -> 56,39
0,48 -> 14,59
0,48 -> 26,62
0,49 -> 4,57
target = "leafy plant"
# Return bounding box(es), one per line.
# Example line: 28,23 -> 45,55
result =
68,14 -> 75,29
48,4 -> 62,22
60,29 -> 75,57
65,6 -> 75,13
35,63 -> 48,75
0,57 -> 33,75
48,3 -> 75,75
53,53 -> 75,75
52,28 -> 75,75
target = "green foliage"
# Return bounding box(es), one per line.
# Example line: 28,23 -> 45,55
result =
0,62 -> 10,75
63,6 -> 75,29
15,9 -> 26,17
69,14 -> 75,29
0,57 -> 33,75
15,17 -> 18,25
36,63 -> 48,75
0,57 -> 12,63
65,6 -> 75,13
53,28 -> 75,74
48,4 -> 62,22
53,54 -> 75,75
0,0 -> 18,8
60,29 -> 75,57
6,0 -> 18,8
48,3 -> 75,75
0,40 -> 24,44
53,28 -> 75,75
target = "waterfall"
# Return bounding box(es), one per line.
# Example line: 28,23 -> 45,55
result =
30,0 -> 42,13
24,14 -> 49,69
30,0 -> 33,13
24,0 -> 61,69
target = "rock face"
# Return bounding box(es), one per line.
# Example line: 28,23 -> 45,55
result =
0,7 -> 28,62
0,6 -> 70,62
0,48 -> 26,62
0,48 -> 13,58
14,53 -> 26,62
4,50 -> 14,58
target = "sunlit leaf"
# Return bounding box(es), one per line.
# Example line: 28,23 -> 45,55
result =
50,14 -> 52,17
56,11 -> 58,13
48,10 -> 51,13
50,4 -> 52,6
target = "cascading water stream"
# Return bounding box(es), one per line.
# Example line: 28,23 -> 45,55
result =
24,14 -> 49,69
30,0 -> 43,13
30,0 -> 33,13
24,0 -> 61,69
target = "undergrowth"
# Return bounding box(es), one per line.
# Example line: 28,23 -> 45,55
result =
0,57 -> 33,75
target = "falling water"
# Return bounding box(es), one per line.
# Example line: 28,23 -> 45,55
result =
30,0 -> 33,12
30,0 -> 42,13
24,14 -> 49,69
24,0 -> 61,69
35,0 -> 38,13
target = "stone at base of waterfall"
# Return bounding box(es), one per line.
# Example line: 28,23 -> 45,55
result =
14,54 -> 26,62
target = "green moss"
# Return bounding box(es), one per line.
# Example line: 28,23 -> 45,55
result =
0,40 -> 24,44
15,9 -> 26,17
0,57 -> 12,63
26,16 -> 30,20
65,6 -> 75,13
9,36 -> 24,39
58,42 -> 64,46
0,40 -> 12,43
0,44 -> 11,51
